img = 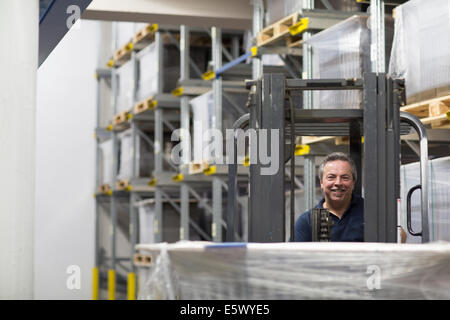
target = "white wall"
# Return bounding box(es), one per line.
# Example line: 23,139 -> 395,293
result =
35,19 -> 100,299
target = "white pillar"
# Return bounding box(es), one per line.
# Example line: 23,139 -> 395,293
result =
0,0 -> 38,299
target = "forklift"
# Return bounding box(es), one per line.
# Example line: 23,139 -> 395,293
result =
227,73 -> 429,243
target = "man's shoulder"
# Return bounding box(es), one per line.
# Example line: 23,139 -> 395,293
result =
352,194 -> 365,205
295,209 -> 311,227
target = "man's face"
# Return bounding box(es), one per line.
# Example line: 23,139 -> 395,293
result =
320,160 -> 355,205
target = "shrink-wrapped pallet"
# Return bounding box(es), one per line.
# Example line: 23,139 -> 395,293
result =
137,43 -> 180,101
136,241 -> 450,300
189,91 -> 245,164
267,0 -> 361,26
117,129 -> 153,180
116,59 -> 135,113
136,43 -> 158,101
305,15 -> 393,109
190,91 -> 215,164
400,156 -> 450,243
139,202 -> 156,245
389,0 -> 450,103
99,139 -> 114,186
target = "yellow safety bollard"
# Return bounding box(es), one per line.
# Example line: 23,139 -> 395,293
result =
127,273 -> 136,300
108,269 -> 116,300
92,267 -> 99,300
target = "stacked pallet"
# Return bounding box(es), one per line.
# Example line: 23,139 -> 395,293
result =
257,12 -> 306,47
401,95 -> 450,129
133,96 -> 157,115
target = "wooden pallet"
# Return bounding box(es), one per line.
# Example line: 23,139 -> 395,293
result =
116,179 -> 131,191
406,86 -> 449,105
257,12 -> 303,47
133,24 -> 158,50
133,97 -> 157,115
420,112 -> 450,129
113,42 -> 134,67
113,111 -> 130,126
133,253 -> 152,267
401,95 -> 450,129
98,184 -> 111,194
188,161 -> 209,175
301,136 -> 354,146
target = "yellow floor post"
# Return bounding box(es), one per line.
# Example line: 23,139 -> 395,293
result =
108,269 -> 116,300
92,267 -> 99,300
127,273 -> 136,300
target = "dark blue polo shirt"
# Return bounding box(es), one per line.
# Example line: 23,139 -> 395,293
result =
293,194 -> 364,242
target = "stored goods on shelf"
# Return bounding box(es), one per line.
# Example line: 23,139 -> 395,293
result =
400,156 -> 450,243
116,59 -> 135,114
138,202 -> 156,244
389,0 -> 450,104
306,15 -> 393,109
117,129 -> 153,180
190,91 -> 215,164
266,0 -> 361,26
99,139 -> 114,187
136,43 -> 180,101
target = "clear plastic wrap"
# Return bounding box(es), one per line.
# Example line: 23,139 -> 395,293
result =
190,91 -> 215,164
266,0 -> 361,26
400,156 -> 450,243
116,59 -> 135,113
136,43 -> 180,101
136,241 -> 450,300
389,0 -> 450,103
117,129 -> 153,180
306,15 -> 394,109
116,21 -> 136,50
138,201 -> 156,245
137,43 -> 158,101
99,139 -> 114,186
306,15 -> 370,109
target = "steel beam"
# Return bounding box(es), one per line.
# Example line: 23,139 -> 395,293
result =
249,74 -> 285,242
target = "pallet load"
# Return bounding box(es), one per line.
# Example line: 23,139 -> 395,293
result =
188,90 -> 247,173
190,91 -> 214,168
98,139 -> 114,193
116,129 -> 154,183
389,0 -> 450,104
135,241 -> 450,299
305,15 -> 394,109
136,42 -> 180,102
115,58 -> 135,115
400,156 -> 450,243
266,0 -> 361,26
138,201 -> 156,244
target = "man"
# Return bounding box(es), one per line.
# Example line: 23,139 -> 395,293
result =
293,152 -> 364,242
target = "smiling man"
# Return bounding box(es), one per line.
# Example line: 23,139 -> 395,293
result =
293,152 -> 364,242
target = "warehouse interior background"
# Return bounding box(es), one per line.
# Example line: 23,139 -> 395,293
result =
0,0 -> 449,300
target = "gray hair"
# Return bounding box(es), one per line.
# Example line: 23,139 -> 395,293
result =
318,152 -> 357,182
